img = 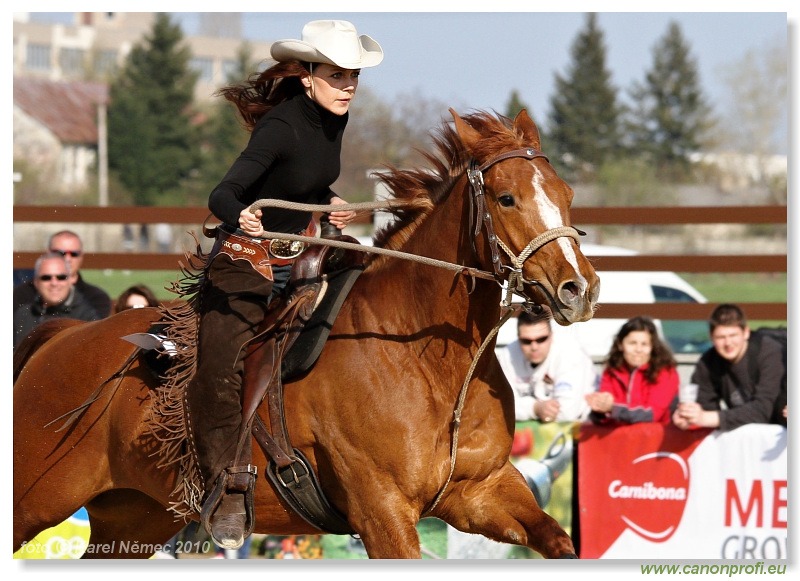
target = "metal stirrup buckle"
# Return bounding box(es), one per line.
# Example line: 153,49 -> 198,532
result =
276,460 -> 307,488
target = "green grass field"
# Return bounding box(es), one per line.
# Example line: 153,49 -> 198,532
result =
81,269 -> 188,302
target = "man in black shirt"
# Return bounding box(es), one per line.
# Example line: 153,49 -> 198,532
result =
672,304 -> 785,431
13,252 -> 101,348
13,230 -> 112,318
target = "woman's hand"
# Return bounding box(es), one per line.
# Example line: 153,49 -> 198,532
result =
327,196 -> 356,230
585,391 -> 614,414
239,207 -> 264,237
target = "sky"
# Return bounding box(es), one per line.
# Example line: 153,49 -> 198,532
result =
16,2 -> 793,151
170,10 -> 788,136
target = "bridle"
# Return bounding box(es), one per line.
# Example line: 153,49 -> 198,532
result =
466,147 -> 583,307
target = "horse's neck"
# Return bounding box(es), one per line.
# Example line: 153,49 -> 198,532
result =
360,185 -> 503,340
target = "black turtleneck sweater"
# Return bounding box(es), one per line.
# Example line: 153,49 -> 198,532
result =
208,92 -> 348,234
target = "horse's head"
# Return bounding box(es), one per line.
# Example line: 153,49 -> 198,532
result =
450,108 -> 600,325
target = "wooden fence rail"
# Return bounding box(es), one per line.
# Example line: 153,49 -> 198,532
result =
13,204 -> 787,320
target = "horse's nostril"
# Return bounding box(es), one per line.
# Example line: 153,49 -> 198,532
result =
560,281 -> 580,302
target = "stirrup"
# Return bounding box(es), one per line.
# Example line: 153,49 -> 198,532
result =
200,464 -> 258,542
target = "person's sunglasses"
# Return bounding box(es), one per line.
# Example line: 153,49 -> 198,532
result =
50,249 -> 82,258
38,274 -> 69,282
519,335 -> 550,346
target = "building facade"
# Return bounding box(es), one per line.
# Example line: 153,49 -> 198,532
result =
12,12 -> 274,194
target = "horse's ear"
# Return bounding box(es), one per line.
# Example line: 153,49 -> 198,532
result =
449,108 -> 481,151
514,109 -> 542,150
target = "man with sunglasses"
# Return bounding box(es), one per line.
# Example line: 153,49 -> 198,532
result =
497,310 -> 597,422
13,230 -> 112,318
13,251 -> 102,348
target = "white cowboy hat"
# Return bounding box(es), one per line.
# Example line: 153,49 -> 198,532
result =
270,20 -> 383,69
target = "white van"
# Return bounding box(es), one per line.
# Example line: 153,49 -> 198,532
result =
494,243 -> 711,359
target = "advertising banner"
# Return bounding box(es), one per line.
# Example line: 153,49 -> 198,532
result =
577,423 -> 787,560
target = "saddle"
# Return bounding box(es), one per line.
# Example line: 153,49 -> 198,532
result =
236,236 -> 364,534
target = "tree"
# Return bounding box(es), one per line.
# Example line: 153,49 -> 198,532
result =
716,39 -> 787,202
191,41 -> 256,200
108,13 -> 200,205
546,13 -> 622,178
626,21 -> 714,179
505,90 -> 531,120
335,89 -> 446,203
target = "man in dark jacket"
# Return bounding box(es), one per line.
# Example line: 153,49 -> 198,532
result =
13,230 -> 112,318
672,304 -> 785,432
13,252 -> 101,348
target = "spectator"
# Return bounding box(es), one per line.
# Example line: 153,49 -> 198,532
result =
497,309 -> 597,422
586,316 -> 679,425
115,284 -> 160,313
13,252 -> 101,348
14,230 -> 112,318
672,304 -> 785,432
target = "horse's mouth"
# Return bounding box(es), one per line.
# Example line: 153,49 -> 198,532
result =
524,278 -> 599,326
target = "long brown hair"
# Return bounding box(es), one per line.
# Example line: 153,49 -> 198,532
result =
216,60 -> 310,130
605,316 -> 677,383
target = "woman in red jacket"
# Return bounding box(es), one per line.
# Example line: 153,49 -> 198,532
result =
585,316 -> 679,425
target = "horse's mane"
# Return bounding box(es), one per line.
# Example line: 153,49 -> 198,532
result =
372,110 -> 520,251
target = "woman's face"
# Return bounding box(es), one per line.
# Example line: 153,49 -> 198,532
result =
125,293 -> 150,309
303,63 -> 360,115
620,329 -> 653,369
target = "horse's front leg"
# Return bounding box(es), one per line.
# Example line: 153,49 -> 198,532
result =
346,489 -> 422,558
436,461 -> 577,558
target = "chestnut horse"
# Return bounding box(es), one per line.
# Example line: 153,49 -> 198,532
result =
13,109 -> 599,559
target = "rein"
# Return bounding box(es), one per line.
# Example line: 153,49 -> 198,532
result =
248,199 -> 498,283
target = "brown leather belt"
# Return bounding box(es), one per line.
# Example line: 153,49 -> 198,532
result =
212,222 -> 317,280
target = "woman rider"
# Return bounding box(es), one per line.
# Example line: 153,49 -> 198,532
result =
186,20 -> 383,550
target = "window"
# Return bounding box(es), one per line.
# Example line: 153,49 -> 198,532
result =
59,48 -> 85,75
94,49 -> 118,75
26,44 -> 52,70
190,57 -> 214,82
652,285 -> 697,303
221,59 -> 240,82
651,285 -> 711,354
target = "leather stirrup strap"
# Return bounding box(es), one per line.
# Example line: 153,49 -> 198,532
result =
235,284 -> 322,466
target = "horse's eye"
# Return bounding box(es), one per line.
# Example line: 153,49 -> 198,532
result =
498,194 -> 515,208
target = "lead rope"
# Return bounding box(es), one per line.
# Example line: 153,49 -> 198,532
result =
423,303 -> 522,516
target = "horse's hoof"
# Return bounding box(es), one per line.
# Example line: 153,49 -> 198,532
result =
559,553 -> 579,559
